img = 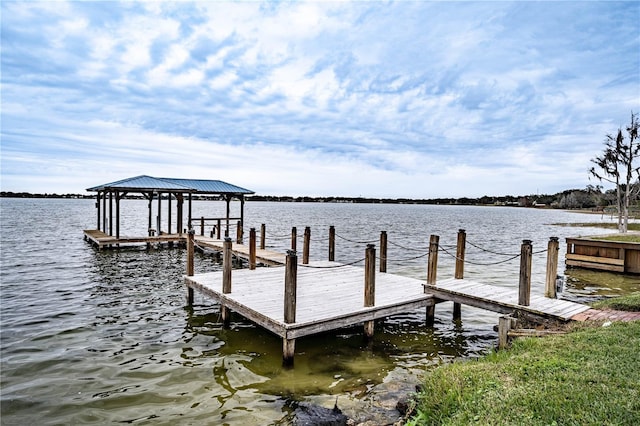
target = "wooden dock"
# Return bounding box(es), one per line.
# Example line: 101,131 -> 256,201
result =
193,236 -> 286,266
83,229 -> 185,247
185,261 -> 433,340
427,279 -> 590,322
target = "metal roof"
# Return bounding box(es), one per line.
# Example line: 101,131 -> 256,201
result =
87,175 -> 254,195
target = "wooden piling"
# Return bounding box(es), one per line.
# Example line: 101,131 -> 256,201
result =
260,223 -> 266,250
426,234 -> 439,326
222,237 -> 232,326
545,237 -> 559,298
291,226 -> 297,251
453,229 -> 466,321
200,216 -> 205,236
236,220 -> 243,244
364,244 -> 376,339
283,250 -> 297,366
380,231 -> 387,273
249,227 -> 256,270
498,316 -> 515,350
328,226 -> 335,261
217,219 -> 221,239
518,240 -> 533,306
186,229 -> 195,305
303,226 -> 310,265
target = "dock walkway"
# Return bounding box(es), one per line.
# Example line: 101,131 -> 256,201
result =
428,279 -> 591,321
193,236 -> 286,266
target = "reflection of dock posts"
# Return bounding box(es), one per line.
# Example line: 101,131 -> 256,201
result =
425,234 -> 440,326
364,244 -> 376,340
328,226 -> 335,261
380,231 -> 387,273
291,227 -> 297,251
303,226 -> 311,264
236,221 -> 243,244
283,250 -> 297,366
518,240 -> 533,306
260,223 -> 266,250
545,237 -> 559,298
186,229 -> 195,305
221,238 -> 233,327
249,228 -> 256,270
453,229 -> 466,321
200,216 -> 205,236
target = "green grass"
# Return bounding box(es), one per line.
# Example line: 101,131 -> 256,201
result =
553,222 -> 640,231
593,234 -> 640,243
407,322 -> 640,426
592,292 -> 640,311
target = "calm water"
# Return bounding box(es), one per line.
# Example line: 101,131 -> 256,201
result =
1,198 -> 638,424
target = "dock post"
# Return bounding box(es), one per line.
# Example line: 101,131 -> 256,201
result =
283,250 -> 297,366
364,244 -> 376,339
249,228 -> 256,270
328,226 -> 335,261
186,229 -> 195,305
260,223 -> 266,250
200,216 -> 205,236
545,237 -> 559,298
222,237 -> 233,327
426,234 -> 439,326
380,231 -> 387,273
303,226 -> 311,264
291,227 -> 297,251
217,219 -> 221,239
518,240 -> 533,306
453,229 -> 466,321
498,316 -> 515,350
236,221 -> 243,244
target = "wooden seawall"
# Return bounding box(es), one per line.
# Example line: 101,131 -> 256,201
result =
566,236 -> 640,273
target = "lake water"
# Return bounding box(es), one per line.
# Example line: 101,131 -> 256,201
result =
1,198 -> 638,424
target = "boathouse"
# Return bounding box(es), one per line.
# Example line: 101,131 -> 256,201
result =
84,175 -> 254,248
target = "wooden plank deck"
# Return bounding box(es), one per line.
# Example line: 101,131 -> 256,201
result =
427,278 -> 591,321
184,261 -> 434,340
83,229 -> 185,247
193,236 -> 286,265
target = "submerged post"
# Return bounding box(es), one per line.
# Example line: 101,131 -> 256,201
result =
260,223 -> 266,250
545,237 -> 559,298
364,244 -> 376,339
303,226 -> 311,264
328,225 -> 335,261
291,226 -> 297,251
518,240 -> 533,306
186,229 -> 195,305
283,250 -> 298,367
222,237 -> 233,327
380,231 -> 387,273
426,234 -> 440,326
249,227 -> 256,270
453,229 -> 466,321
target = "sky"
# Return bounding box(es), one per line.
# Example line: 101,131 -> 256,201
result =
1,1 -> 639,198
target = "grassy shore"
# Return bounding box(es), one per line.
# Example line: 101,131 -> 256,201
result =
407,294 -> 640,425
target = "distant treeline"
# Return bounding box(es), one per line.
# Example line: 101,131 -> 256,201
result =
0,185 -> 629,209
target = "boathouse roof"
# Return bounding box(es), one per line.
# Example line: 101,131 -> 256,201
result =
87,175 -> 254,195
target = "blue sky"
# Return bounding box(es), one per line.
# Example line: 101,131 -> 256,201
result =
1,1 -> 639,197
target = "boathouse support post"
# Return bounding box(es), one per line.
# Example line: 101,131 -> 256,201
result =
237,220 -> 243,244
283,250 -> 298,366
291,227 -> 297,251
453,229 -> 466,320
200,217 -> 205,236
177,194 -> 184,235
225,195 -> 231,237
186,229 -> 195,305
380,231 -> 387,273
364,244 -> 376,339
328,226 -> 335,261
426,234 -> 440,326
249,228 -> 256,270
96,191 -> 101,230
221,237 -> 233,327
102,190 -> 107,232
519,240 -> 533,306
217,219 -> 221,239
303,226 -> 311,264
260,223 -> 266,250
545,237 -> 560,298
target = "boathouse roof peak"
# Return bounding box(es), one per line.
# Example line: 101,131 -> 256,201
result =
87,175 -> 254,195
